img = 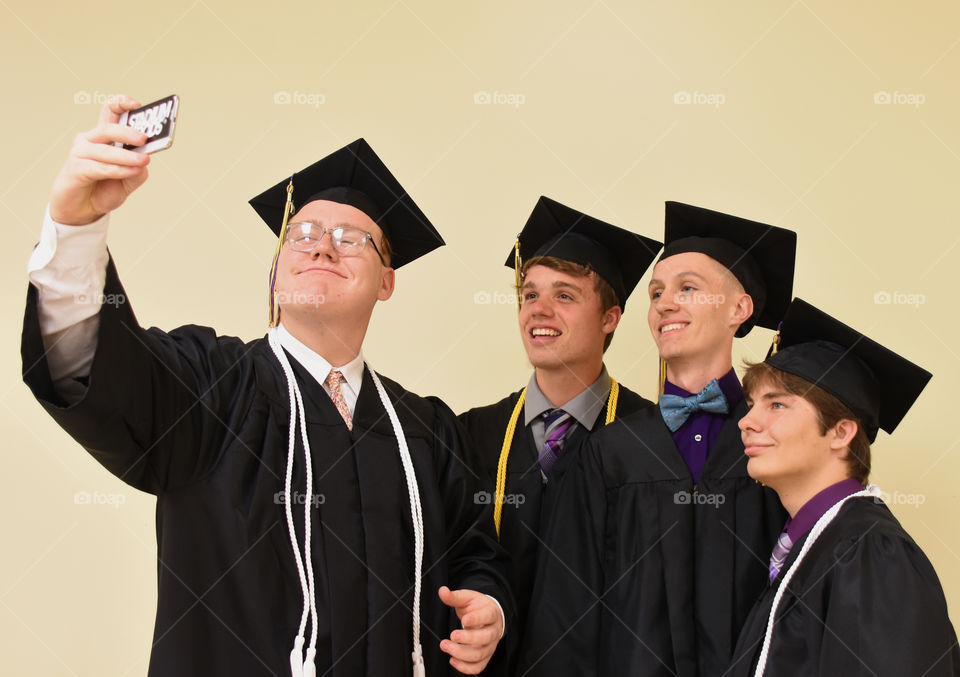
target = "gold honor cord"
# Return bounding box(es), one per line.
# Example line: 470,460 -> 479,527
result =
268,179 -> 296,327
492,378 -> 620,538
658,358 -> 667,395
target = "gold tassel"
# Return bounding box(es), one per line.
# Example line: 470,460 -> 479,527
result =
769,323 -> 782,356
513,235 -> 523,312
659,357 -> 667,395
268,178 -> 296,327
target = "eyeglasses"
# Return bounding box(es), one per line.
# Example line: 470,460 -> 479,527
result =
284,222 -> 386,264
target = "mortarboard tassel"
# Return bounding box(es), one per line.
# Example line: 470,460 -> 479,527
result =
768,321 -> 783,357
513,234 -> 523,311
268,177 -> 296,327
659,357 -> 667,395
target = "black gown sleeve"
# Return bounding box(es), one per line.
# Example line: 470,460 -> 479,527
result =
737,504 -> 960,677
810,527 -> 960,676
22,256 -> 256,494
429,397 -> 518,637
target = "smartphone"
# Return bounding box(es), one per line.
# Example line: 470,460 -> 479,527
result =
118,94 -> 179,153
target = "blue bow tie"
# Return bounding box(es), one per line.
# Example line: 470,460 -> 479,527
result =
659,379 -> 730,432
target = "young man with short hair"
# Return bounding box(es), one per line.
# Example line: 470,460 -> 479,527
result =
459,196 -> 661,673
520,202 -> 796,676
729,298 -> 958,676
22,96 -> 512,677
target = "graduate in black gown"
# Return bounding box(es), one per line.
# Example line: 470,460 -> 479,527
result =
518,203 -> 796,676
458,197 -> 662,673
21,96 -> 513,677
728,298 -> 958,677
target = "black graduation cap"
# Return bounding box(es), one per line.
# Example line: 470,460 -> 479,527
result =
661,202 -> 797,337
765,298 -> 932,442
503,196 -> 663,311
248,138 -> 444,268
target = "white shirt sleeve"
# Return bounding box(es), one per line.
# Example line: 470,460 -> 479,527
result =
27,205 -> 111,401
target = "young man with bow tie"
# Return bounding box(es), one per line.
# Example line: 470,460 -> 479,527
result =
520,202 -> 796,677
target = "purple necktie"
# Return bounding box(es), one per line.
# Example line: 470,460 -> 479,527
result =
769,530 -> 794,581
539,409 -> 574,478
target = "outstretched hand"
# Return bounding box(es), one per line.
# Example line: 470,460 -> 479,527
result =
438,585 -> 504,675
50,95 -> 151,226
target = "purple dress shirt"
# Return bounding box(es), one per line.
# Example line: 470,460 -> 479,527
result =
662,368 -> 743,483
780,477 -> 865,551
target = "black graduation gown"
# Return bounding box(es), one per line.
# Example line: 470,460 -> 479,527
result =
458,384 -> 653,674
517,400 -> 787,677
728,497 -> 960,676
21,258 -> 514,677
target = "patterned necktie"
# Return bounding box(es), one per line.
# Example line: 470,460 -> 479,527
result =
539,409 -> 574,477
658,378 -> 730,432
325,369 -> 353,430
768,530 -> 794,582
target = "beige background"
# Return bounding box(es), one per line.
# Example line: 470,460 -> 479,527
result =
2,0 -> 959,673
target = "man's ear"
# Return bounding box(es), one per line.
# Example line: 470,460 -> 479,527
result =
378,267 -> 396,301
601,305 -> 622,335
829,418 -> 859,452
730,292 -> 754,330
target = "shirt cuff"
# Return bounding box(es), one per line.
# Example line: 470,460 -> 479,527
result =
483,594 -> 506,640
28,205 -> 110,273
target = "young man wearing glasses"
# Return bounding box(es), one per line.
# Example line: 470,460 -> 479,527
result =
22,95 -> 512,677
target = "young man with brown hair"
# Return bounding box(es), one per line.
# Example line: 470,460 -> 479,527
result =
459,196 -> 661,673
729,298 -> 958,676
519,202 -> 796,676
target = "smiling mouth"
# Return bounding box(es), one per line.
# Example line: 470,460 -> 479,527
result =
660,322 -> 688,335
299,267 -> 344,277
530,328 -> 561,338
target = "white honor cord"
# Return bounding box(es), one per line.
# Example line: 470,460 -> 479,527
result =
367,367 -> 426,677
268,329 -> 319,677
752,484 -> 882,677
